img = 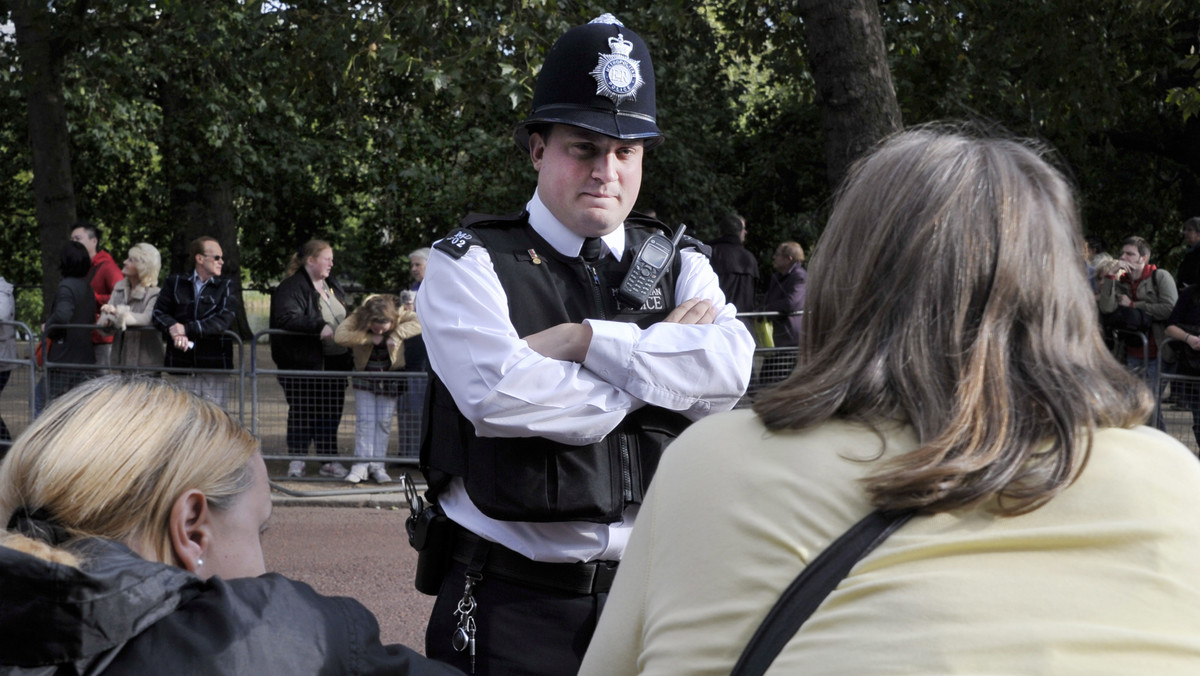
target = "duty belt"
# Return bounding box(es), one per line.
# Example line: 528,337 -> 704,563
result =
450,525 -> 619,595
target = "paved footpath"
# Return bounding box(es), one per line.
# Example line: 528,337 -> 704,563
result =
263,494 -> 434,654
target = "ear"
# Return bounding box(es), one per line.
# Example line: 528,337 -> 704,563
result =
529,132 -> 547,171
169,489 -> 214,575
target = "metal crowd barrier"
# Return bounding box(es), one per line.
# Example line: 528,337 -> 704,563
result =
736,310 -> 801,404
18,312 -> 1192,492
1157,339 -> 1200,457
0,320 -> 36,457
250,329 -> 426,481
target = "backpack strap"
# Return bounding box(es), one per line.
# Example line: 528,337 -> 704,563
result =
730,509 -> 914,676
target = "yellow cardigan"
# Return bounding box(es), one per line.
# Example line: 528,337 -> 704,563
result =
333,308 -> 422,371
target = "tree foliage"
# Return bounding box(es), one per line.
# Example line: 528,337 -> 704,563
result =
1,0 -> 1198,312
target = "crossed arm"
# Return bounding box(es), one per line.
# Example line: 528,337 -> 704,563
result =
418,247 -> 754,445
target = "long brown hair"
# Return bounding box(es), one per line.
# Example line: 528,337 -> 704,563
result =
285,239 -> 331,277
753,126 -> 1151,515
343,294 -> 400,332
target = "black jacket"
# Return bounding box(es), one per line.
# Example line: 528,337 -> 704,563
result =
45,277 -> 96,365
0,536 -> 462,675
151,273 -> 237,369
269,269 -> 347,370
708,234 -> 758,315
1179,243 -> 1200,289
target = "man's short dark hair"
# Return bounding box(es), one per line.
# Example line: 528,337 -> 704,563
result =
72,221 -> 100,243
1084,234 -> 1105,256
60,241 -> 92,278
526,123 -> 553,145
188,236 -> 218,271
1184,217 -> 1200,234
1123,236 -> 1151,259
718,213 -> 745,238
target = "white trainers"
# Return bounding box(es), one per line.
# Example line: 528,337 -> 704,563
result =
346,463 -> 369,484
319,462 -> 349,479
287,461 -> 305,478
369,465 -> 392,484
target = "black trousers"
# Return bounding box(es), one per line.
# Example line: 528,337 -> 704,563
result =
426,559 -> 606,676
278,352 -> 352,455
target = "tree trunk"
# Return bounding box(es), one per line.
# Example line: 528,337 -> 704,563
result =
797,0 -> 903,187
160,79 -> 252,340
11,0 -> 78,314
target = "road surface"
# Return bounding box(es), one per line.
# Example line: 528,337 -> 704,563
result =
262,505 -> 435,653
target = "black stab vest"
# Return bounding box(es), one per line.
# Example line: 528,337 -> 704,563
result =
422,212 -> 700,523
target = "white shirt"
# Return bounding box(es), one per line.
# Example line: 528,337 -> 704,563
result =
417,190 -> 755,562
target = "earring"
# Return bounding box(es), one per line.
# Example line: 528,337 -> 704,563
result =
197,558 -> 204,567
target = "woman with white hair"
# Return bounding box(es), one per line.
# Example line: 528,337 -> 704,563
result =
580,127 -> 1200,674
0,375 -> 461,675
98,241 -> 165,368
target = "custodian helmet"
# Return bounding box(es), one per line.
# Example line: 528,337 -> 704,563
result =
513,14 -> 663,152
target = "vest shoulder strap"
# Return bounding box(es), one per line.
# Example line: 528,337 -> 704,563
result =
436,212 -> 529,260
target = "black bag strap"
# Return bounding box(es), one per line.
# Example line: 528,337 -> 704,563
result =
730,509 -> 914,676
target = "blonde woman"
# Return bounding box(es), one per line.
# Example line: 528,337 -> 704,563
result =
0,375 -> 460,675
334,294 -> 422,484
98,242 -> 165,368
580,128 -> 1200,674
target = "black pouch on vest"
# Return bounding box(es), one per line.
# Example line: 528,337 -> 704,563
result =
404,475 -> 453,595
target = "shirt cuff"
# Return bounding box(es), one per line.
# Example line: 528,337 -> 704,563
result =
581,319 -> 636,386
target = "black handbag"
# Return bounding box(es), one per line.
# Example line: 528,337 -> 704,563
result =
730,509 -> 914,676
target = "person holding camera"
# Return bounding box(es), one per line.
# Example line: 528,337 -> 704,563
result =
1096,236 -> 1177,428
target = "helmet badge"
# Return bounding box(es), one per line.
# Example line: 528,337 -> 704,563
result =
589,33 -> 645,106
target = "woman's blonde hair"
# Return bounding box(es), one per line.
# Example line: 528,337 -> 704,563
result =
128,242 -> 162,288
0,375 -> 259,565
753,126 -> 1151,515
285,239 -> 332,277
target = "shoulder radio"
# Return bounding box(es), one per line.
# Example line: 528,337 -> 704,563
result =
617,224 -> 687,308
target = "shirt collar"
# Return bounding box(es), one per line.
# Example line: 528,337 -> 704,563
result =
189,271 -> 214,288
527,190 -> 626,261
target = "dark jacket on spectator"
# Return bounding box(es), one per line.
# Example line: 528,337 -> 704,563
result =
1179,243 -> 1200,289
45,276 -> 97,365
151,273 -> 237,369
708,234 -> 759,316
269,269 -> 347,370
0,536 -> 461,675
763,263 -> 807,347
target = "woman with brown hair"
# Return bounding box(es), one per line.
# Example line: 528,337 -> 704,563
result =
270,239 -> 354,479
580,127 -> 1200,674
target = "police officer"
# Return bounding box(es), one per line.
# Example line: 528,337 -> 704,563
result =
416,14 -> 755,675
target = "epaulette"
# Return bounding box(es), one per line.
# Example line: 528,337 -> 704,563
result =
679,234 -> 711,258
435,211 -> 528,260
434,229 -> 482,260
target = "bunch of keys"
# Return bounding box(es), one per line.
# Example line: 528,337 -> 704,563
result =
452,572 -> 480,673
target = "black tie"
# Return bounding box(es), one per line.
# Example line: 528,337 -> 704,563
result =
581,237 -> 603,262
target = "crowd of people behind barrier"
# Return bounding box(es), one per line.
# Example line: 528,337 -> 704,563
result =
0,225 -> 802,469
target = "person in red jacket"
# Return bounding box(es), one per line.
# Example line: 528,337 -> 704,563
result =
70,222 -> 123,367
